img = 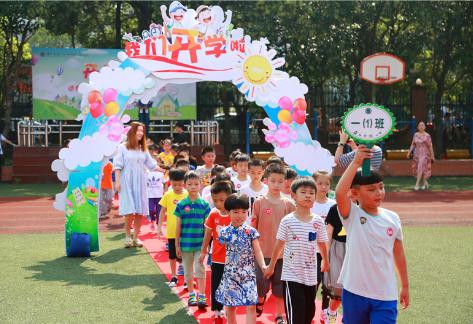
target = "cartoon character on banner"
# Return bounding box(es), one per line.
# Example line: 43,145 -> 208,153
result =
160,1 -> 189,39
141,23 -> 163,40
195,5 -> 212,42
210,6 -> 233,37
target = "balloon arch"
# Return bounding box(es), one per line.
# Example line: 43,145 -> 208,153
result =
52,2 -> 334,254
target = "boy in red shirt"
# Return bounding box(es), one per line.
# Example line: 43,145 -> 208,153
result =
199,181 -> 234,322
99,160 -> 114,219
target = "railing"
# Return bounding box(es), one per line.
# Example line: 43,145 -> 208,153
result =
16,119 -> 219,147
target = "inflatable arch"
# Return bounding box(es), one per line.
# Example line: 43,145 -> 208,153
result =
52,2 -> 334,254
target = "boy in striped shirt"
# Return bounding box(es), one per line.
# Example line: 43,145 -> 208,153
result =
175,171 -> 211,309
266,177 -> 329,324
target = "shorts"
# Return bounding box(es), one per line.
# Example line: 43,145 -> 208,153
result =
181,251 -> 206,282
342,289 -> 397,324
323,240 -> 346,298
148,197 -> 161,221
167,239 -> 181,261
256,258 -> 283,298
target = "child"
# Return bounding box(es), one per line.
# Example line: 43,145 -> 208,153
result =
215,194 -> 267,324
252,163 -> 295,322
196,146 -> 216,187
99,160 -> 114,219
147,167 -> 164,231
231,153 -> 251,192
201,165 -> 227,207
335,145 -> 409,323
322,202 -> 348,324
175,171 -> 211,308
240,158 -> 268,223
199,181 -> 234,321
266,177 -> 329,324
225,149 -> 241,178
157,168 -> 188,287
281,167 -> 297,202
311,170 -> 336,321
158,139 -> 174,168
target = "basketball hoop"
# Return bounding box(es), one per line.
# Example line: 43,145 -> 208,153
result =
361,53 -> 405,85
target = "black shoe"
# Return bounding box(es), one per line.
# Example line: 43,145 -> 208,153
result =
168,276 -> 178,287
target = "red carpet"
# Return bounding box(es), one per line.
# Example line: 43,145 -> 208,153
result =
140,220 -> 342,323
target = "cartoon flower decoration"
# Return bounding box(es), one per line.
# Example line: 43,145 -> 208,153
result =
232,40 -> 288,102
262,118 -> 297,148
99,115 -> 131,142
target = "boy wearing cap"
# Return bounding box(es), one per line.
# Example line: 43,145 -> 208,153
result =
335,145 -> 409,324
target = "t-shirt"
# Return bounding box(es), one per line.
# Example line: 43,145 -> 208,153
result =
280,192 -> 295,203
231,176 -> 251,192
204,208 -> 231,264
311,198 -> 336,253
252,195 -> 296,258
196,165 -> 213,187
174,196 -> 211,252
159,189 -> 188,239
101,162 -> 113,190
225,167 -> 238,179
0,134 -> 7,155
325,204 -> 346,243
338,202 -> 403,301
201,185 -> 214,208
339,146 -> 383,170
240,183 -> 268,223
147,170 -> 164,198
158,151 -> 174,168
277,212 -> 328,286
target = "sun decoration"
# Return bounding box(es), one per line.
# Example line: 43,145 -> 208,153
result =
232,41 -> 287,101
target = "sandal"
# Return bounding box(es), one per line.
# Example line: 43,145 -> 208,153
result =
275,315 -> 286,324
256,296 -> 266,317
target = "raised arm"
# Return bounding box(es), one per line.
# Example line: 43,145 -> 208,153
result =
393,239 -> 409,309
335,130 -> 350,165
335,145 -> 372,218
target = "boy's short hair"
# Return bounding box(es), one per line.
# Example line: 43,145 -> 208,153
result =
312,170 -> 332,182
174,154 -> 186,162
291,177 -> 317,193
265,155 -> 284,168
264,163 -> 286,178
229,149 -> 241,162
169,168 -> 186,181
210,172 -> 232,186
224,193 -> 250,211
210,181 -> 233,195
171,143 -> 179,151
201,146 -> 215,156
177,143 -> 190,154
211,165 -> 226,177
184,171 -> 201,183
235,153 -> 250,163
285,167 -> 297,180
148,144 -> 158,152
248,158 -> 264,168
175,159 -> 190,168
351,170 -> 384,188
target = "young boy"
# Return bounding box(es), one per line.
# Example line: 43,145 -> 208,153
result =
196,146 -> 216,187
225,149 -> 241,178
201,165 -> 227,208
158,139 -> 174,168
335,145 -> 409,324
99,160 -> 114,219
199,181 -> 234,321
240,158 -> 268,223
231,153 -> 251,192
281,167 -> 297,202
266,177 -> 329,324
175,171 -> 211,308
147,167 -> 164,231
252,163 -> 295,323
157,168 -> 188,287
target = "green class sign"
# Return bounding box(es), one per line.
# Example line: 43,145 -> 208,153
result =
341,103 -> 396,175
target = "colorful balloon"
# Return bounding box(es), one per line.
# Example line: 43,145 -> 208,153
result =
278,96 -> 293,110
293,98 -> 307,111
278,110 -> 293,124
88,90 -> 102,104
105,101 -> 120,116
103,88 -> 118,104
293,109 -> 306,124
90,102 -> 104,118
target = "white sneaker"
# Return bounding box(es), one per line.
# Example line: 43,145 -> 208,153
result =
133,238 -> 143,247
124,237 -> 132,248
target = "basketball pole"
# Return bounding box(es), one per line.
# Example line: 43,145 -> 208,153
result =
371,84 -> 376,103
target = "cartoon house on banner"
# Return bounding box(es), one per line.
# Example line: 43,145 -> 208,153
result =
52,1 -> 335,254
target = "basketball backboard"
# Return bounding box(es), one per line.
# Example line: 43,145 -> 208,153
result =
360,53 -> 405,85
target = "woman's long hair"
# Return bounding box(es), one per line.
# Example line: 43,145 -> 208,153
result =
126,122 -> 148,152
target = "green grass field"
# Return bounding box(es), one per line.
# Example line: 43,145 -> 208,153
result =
0,228 -> 471,323
33,98 -> 80,120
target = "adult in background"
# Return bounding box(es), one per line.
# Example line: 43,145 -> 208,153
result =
137,100 -> 152,135
0,130 -> 17,181
335,129 -> 383,171
407,121 -> 435,191
173,121 -> 190,144
114,122 -> 161,248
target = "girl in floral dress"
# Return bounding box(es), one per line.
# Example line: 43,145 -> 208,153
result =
215,194 -> 267,324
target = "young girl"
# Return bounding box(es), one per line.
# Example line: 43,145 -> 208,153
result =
311,170 -> 336,323
215,194 -> 267,324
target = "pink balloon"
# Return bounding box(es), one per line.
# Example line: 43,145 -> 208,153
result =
103,88 -> 118,104
278,96 -> 293,110
90,102 -> 104,118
